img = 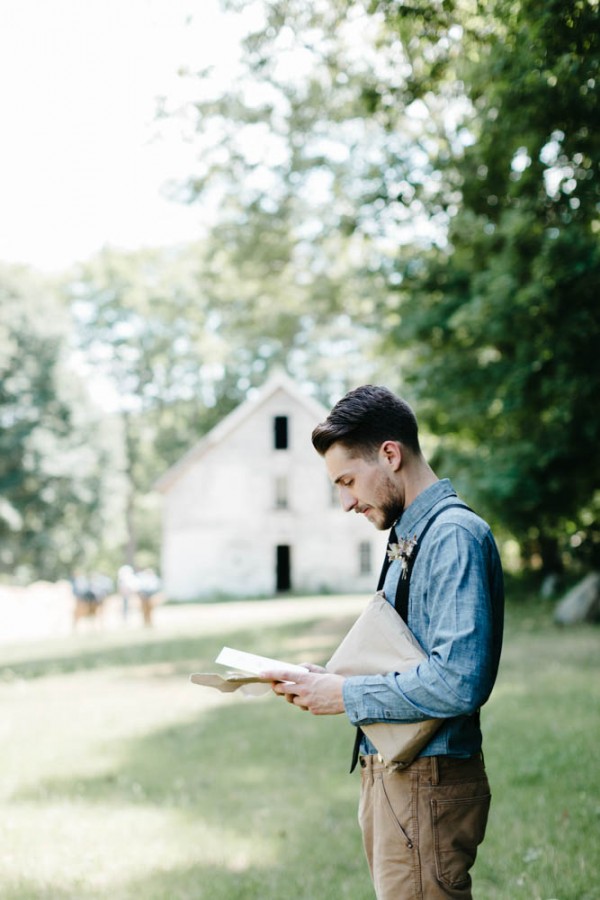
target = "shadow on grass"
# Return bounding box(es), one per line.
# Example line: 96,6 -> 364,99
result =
1,633 -> 218,681
0,613 -> 354,682
120,856 -> 370,900
14,687 -> 347,809
475,613 -> 600,900
12,690 -> 372,899
9,596 -> 599,899
1,857 -> 370,900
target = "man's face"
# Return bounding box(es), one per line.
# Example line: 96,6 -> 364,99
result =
324,442 -> 404,531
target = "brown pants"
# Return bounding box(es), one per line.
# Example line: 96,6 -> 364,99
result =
358,754 -> 491,900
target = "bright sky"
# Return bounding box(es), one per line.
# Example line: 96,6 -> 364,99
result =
0,0 -> 245,272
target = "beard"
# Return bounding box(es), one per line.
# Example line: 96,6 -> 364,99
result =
375,478 -> 404,531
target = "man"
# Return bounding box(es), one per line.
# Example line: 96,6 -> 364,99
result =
262,385 -> 504,899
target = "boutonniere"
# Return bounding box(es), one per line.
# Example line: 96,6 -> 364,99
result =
387,535 -> 418,579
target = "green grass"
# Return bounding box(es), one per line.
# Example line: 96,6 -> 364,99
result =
475,600 -> 600,900
1,593 -> 599,899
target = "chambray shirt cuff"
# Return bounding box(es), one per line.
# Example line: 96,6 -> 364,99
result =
343,674 -> 388,726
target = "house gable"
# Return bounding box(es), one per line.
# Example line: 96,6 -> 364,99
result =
156,371 -> 387,600
155,370 -> 326,494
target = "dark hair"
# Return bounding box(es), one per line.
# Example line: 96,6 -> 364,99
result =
312,385 -> 421,457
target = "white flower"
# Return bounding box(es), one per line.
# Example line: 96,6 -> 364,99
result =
387,535 -> 418,579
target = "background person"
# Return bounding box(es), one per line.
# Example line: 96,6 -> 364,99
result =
136,567 -> 161,627
117,564 -> 137,623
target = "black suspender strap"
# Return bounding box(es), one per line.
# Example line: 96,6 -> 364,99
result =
349,501 -> 472,773
376,527 -> 397,591
394,503 -> 471,621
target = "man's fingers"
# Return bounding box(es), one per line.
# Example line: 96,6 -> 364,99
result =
287,693 -> 309,711
266,677 -> 300,703
259,669 -> 314,713
260,668 -> 306,683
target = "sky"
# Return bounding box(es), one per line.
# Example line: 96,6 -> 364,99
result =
0,0 -> 247,272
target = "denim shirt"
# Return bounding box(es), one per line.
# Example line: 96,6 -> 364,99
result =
342,479 -> 504,758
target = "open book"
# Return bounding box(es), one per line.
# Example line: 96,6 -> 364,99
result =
190,646 -> 309,693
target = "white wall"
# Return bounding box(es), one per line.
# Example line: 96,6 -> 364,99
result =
160,386 -> 387,600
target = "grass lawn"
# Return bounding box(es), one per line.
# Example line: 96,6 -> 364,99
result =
1,590 -> 598,899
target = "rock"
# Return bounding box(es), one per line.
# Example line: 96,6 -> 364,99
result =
553,572 -> 600,625
541,573 -> 561,599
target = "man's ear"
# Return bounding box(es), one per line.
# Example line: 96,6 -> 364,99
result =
379,440 -> 402,472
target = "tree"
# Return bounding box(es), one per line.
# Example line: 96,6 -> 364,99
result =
384,0 -> 600,571
67,236 -> 388,568
67,245 -> 230,567
164,0 -> 599,571
161,0 -> 472,400
0,265 -> 111,580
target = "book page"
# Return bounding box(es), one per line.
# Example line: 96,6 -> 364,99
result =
215,646 -> 309,677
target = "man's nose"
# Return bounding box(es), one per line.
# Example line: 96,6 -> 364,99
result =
339,487 -> 357,512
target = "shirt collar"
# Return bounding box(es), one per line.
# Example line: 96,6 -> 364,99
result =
393,478 -> 457,538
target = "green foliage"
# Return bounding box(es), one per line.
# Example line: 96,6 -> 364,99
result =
66,245 -> 256,566
168,0 -> 462,393
3,0 -> 598,580
381,0 -> 600,570
156,0 -> 599,574
64,234 -> 387,570
0,265 -> 112,580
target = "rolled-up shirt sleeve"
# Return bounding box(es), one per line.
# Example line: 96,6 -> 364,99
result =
342,525 -> 501,726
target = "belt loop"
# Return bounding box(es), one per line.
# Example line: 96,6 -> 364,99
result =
430,756 -> 439,786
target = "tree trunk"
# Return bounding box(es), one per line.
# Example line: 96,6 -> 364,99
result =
538,534 -> 563,576
123,410 -> 137,567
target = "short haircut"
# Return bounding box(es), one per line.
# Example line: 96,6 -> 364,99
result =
312,385 -> 421,457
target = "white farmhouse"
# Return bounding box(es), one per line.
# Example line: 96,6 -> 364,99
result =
155,371 -> 387,600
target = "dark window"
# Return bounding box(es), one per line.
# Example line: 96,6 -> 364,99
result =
276,545 -> 291,592
275,476 -> 289,509
274,415 -> 289,449
359,542 -> 372,575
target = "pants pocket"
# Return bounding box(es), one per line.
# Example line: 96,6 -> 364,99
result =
430,791 -> 491,889
379,773 -> 414,848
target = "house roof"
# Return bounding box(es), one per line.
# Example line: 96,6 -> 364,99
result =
154,370 -> 329,493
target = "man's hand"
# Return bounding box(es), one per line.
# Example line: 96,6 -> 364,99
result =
260,668 -> 346,715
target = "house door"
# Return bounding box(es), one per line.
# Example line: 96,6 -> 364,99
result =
276,545 -> 291,592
